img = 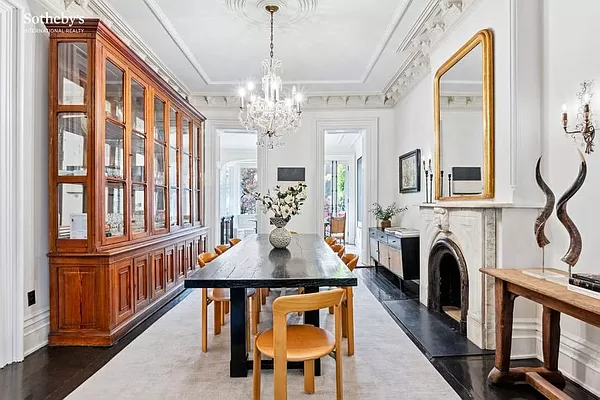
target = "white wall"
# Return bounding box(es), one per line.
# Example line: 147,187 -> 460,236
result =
542,0 -> 600,394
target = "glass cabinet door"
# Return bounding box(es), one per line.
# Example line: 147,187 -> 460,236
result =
168,108 -> 179,227
181,118 -> 192,225
58,42 -> 87,105
104,58 -> 126,239
58,113 -> 88,176
130,79 -> 147,235
153,96 -> 167,230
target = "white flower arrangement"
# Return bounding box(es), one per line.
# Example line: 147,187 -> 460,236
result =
247,182 -> 307,222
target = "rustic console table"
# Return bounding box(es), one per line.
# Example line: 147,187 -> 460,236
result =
481,268 -> 600,400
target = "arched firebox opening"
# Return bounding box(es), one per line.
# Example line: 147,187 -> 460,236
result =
428,238 -> 469,335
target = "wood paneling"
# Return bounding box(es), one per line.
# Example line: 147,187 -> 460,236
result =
176,243 -> 185,281
185,240 -> 194,275
114,260 -> 133,325
151,250 -> 166,299
134,255 -> 150,310
165,245 -> 176,291
58,267 -> 98,329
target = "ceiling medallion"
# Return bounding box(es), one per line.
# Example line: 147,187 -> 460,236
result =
238,5 -> 303,149
225,0 -> 317,28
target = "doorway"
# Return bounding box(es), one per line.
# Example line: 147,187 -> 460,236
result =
218,130 -> 258,243
324,130 -> 363,248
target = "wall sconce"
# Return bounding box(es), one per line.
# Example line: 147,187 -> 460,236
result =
562,80 -> 595,154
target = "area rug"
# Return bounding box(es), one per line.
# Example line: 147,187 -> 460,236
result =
67,280 -> 459,400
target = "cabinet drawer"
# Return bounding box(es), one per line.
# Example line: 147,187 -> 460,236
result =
387,236 -> 401,249
377,232 -> 387,243
369,230 -> 378,238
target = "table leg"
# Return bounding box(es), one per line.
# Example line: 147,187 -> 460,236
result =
303,286 -> 321,376
488,279 -> 515,385
230,288 -> 248,378
542,306 -> 566,389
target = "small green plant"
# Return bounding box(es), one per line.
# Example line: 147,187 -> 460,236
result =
369,202 -> 407,221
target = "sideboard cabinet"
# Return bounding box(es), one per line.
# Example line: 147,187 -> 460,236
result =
45,19 -> 208,346
369,228 -> 419,284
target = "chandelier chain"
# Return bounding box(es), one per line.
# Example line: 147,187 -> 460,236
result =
269,9 -> 274,60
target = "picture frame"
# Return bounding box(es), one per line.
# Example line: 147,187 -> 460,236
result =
399,149 -> 421,193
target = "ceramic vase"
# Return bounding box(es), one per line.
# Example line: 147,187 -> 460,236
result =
269,217 -> 292,249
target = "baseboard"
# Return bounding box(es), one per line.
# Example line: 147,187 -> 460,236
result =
23,308 -> 50,356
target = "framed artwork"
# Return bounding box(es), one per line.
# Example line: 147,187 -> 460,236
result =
399,149 -> 421,193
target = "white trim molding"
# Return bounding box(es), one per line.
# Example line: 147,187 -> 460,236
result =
0,0 -> 26,368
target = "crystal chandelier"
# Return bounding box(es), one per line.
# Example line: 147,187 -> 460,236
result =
238,5 -> 302,149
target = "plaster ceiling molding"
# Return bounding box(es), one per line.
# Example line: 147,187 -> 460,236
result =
385,0 -> 479,102
64,0 -> 89,9
225,0 -> 317,29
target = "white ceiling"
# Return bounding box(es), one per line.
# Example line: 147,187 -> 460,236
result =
325,132 -> 362,154
104,0 -> 433,96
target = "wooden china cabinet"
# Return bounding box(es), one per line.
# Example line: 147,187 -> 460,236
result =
45,19 -> 208,346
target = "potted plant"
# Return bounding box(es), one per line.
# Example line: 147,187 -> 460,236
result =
370,202 -> 407,229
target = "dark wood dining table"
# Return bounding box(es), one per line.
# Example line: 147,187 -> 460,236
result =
185,234 -> 358,377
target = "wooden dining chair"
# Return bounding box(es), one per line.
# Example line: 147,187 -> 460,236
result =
325,237 -> 337,246
330,244 -> 345,257
341,254 -> 358,356
253,289 -> 345,400
329,216 -> 346,246
197,252 -> 259,352
229,238 -> 242,247
215,244 -> 230,255
341,253 -> 359,271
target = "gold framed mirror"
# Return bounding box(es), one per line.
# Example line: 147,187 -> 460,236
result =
434,29 -> 494,200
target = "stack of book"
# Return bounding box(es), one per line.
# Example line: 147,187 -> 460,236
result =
570,273 -> 600,293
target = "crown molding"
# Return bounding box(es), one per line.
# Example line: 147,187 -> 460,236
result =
384,0 -> 480,103
193,93 -> 395,110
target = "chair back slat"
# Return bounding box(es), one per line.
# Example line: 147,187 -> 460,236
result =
272,289 -> 345,316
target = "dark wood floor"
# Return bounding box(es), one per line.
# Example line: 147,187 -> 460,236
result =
0,266 -> 598,400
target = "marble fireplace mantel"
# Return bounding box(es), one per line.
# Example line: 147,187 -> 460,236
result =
419,203 -> 543,350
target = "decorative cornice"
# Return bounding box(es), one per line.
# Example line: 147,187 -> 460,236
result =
194,94 -> 393,110
384,0 -> 480,103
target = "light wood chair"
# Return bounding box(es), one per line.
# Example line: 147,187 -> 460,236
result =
341,253 -> 358,356
341,253 -> 358,271
229,238 -> 242,246
330,244 -> 345,257
215,244 -> 230,255
253,289 -> 345,400
325,237 -> 337,246
197,252 -> 259,352
329,216 -> 346,246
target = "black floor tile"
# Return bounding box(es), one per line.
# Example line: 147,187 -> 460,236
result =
383,299 -> 493,358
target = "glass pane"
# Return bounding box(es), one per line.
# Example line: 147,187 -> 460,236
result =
169,146 -> 177,187
154,187 -> 166,229
169,108 -> 177,146
58,42 -> 87,105
105,182 -> 125,237
154,145 -> 166,186
57,183 -> 87,239
58,113 -> 88,176
195,191 -> 202,223
170,189 -> 178,226
131,184 -> 146,234
105,121 -> 124,179
240,167 -> 258,214
181,153 -> 190,190
182,191 -> 191,224
154,97 -> 165,142
131,132 -> 145,182
105,60 -> 124,122
131,80 -> 145,132
182,118 -> 190,154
